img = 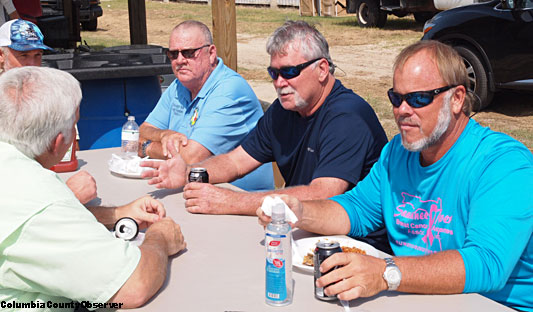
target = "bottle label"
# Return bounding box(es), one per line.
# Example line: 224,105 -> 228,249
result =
266,258 -> 287,301
60,142 -> 73,162
122,130 -> 139,141
265,232 -> 287,302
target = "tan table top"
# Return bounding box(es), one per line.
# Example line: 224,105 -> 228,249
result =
61,147 -> 513,312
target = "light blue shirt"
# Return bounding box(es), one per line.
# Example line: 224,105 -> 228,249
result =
331,119 -> 533,311
146,57 -> 274,191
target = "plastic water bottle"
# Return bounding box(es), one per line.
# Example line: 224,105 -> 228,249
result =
265,203 -> 293,306
121,116 -> 139,156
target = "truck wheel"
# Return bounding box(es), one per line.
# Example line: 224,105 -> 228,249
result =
455,45 -> 493,111
413,12 -> 435,24
82,19 -> 98,31
357,0 -> 387,28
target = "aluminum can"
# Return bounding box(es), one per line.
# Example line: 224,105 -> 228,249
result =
114,217 -> 139,241
314,241 -> 342,301
188,167 -> 209,183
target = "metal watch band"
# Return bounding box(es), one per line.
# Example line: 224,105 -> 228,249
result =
141,140 -> 152,158
383,257 -> 401,291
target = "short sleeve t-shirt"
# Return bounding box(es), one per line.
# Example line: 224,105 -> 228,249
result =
241,79 -> 388,187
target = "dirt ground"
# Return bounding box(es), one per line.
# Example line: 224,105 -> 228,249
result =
93,1 -> 533,150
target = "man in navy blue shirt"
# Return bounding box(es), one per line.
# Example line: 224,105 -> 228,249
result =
143,20 -> 389,251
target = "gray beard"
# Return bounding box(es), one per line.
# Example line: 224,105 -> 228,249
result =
401,92 -> 452,152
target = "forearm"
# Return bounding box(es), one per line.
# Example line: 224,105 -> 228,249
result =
395,250 -> 465,294
299,199 -> 352,235
225,182 -> 347,215
190,153 -> 241,184
108,231 -> 169,308
88,206 -> 117,229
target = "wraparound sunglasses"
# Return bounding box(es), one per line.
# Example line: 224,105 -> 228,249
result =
387,85 -> 457,108
267,58 -> 324,80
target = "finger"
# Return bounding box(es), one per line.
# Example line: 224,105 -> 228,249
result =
321,252 -> 352,273
166,140 -> 179,159
147,177 -> 161,185
144,197 -> 166,219
162,138 -> 169,158
140,161 -> 161,169
180,135 -> 188,146
337,285 -> 365,301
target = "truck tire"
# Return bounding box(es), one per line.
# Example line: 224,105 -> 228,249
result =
82,19 -> 98,31
356,0 -> 387,28
413,12 -> 435,24
455,45 -> 493,111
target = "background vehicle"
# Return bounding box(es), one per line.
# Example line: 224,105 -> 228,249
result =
40,0 -> 102,31
344,0 -> 477,28
422,0 -> 533,110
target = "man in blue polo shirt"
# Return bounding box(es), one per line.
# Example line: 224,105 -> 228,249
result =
139,20 -> 273,192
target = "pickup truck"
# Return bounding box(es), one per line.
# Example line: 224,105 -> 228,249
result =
40,0 -> 103,31
345,0 -> 477,28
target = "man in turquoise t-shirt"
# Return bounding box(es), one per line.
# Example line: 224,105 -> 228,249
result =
138,20 -> 273,192
257,41 -> 533,311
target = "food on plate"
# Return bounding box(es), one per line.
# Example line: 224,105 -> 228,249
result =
302,245 -> 367,267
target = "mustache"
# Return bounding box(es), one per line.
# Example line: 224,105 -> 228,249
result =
397,116 -> 420,127
276,86 -> 295,97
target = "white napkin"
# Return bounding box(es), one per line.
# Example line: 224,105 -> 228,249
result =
260,196 -> 298,223
108,153 -> 151,174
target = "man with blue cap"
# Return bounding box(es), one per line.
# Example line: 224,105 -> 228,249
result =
0,19 -> 99,206
0,18 -> 52,72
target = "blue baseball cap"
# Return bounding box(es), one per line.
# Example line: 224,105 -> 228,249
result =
0,19 -> 53,51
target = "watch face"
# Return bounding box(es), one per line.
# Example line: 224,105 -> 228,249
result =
386,269 -> 401,284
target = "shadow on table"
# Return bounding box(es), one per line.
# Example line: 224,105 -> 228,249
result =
148,187 -> 183,199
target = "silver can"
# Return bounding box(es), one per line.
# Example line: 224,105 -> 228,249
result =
314,241 -> 342,301
188,167 -> 209,183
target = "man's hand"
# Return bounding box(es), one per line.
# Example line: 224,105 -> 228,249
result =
160,130 -> 188,159
66,170 -> 97,204
183,183 -> 241,214
116,195 -> 166,229
256,194 -> 303,227
316,252 -> 388,300
145,218 -> 187,256
141,147 -> 187,189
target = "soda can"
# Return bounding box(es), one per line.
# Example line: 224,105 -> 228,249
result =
314,241 -> 342,301
188,167 -> 209,183
114,217 -> 139,241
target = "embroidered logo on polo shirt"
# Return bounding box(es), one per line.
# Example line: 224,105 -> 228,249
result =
190,108 -> 199,126
307,147 -> 315,153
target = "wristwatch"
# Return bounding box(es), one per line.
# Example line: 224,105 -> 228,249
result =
141,140 -> 152,158
383,257 -> 402,291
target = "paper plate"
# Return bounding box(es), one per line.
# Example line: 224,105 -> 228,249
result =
292,236 -> 380,274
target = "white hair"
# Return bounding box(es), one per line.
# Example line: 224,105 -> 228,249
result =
0,66 -> 82,158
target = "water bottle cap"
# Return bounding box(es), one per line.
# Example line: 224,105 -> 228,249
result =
128,116 -> 135,121
272,203 -> 285,221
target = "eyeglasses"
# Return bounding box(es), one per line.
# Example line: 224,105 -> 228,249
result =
167,44 -> 210,60
387,85 -> 457,108
267,58 -> 323,80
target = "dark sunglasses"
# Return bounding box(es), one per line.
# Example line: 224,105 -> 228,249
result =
387,85 -> 457,108
267,58 -> 323,80
167,44 -> 210,60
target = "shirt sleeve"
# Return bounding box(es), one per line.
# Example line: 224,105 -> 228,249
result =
144,82 -> 175,130
0,199 -> 141,305
460,146 -> 533,293
190,95 -> 259,155
330,142 -> 391,237
312,108 -> 384,185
